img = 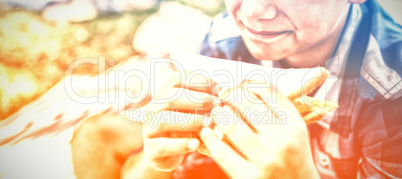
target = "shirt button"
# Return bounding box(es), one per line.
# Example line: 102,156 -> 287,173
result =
319,153 -> 331,168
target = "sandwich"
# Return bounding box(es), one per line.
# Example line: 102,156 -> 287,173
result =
170,50 -> 338,124
170,51 -> 338,157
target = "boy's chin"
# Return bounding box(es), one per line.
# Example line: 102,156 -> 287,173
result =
249,50 -> 287,62
245,43 -> 291,61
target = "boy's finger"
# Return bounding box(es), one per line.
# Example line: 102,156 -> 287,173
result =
144,112 -> 206,138
242,80 -> 305,130
200,127 -> 256,178
161,71 -> 221,96
210,106 -> 259,158
152,88 -> 220,114
145,138 -> 200,159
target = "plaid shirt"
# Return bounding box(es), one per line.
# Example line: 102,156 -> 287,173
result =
198,0 -> 402,178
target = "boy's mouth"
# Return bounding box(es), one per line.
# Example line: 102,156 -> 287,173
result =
245,27 -> 291,40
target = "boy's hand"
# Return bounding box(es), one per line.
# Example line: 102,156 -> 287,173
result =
141,71 -> 220,172
200,80 -> 319,178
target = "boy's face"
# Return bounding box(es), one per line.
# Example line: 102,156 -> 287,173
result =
225,0 -> 350,61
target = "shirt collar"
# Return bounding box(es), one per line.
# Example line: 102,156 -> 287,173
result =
324,3 -> 402,100
361,36 -> 402,100
326,4 -> 362,78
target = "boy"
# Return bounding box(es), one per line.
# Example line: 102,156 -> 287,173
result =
72,0 -> 402,178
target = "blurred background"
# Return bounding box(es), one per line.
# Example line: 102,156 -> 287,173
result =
0,0 -> 400,121
0,0 -> 226,120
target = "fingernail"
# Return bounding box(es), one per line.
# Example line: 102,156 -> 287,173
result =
214,127 -> 224,140
218,87 -> 229,99
212,84 -> 222,96
210,106 -> 222,124
203,116 -> 212,127
187,139 -> 200,151
212,98 -> 222,106
201,127 -> 213,138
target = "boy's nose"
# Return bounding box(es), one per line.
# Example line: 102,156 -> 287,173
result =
240,0 -> 278,20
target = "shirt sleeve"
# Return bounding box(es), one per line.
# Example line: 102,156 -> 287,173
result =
357,95 -> 402,178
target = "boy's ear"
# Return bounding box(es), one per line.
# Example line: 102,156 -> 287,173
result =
349,0 -> 367,4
